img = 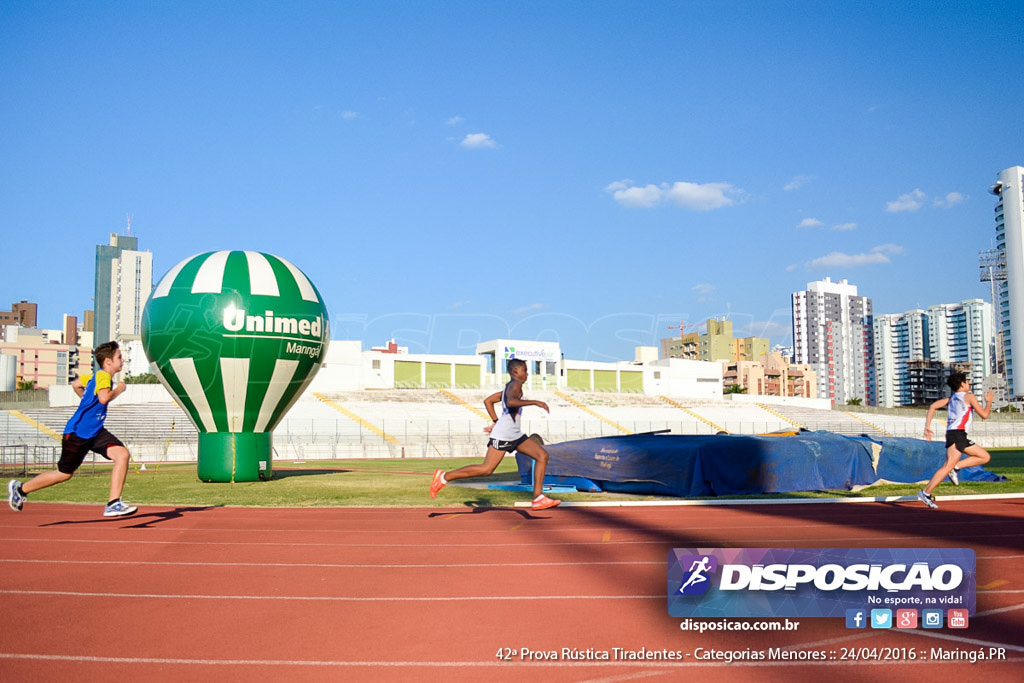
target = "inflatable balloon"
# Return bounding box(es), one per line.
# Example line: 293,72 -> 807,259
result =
142,251 -> 329,482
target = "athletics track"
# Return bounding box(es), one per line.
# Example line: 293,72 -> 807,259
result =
1,495 -> 1023,681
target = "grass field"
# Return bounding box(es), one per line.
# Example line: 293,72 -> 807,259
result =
4,449 -> 1023,509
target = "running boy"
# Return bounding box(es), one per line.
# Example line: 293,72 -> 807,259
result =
7,341 -> 138,517
430,358 -> 561,510
919,371 -> 993,509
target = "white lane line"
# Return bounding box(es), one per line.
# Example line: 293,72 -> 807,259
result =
0,653 -> 1019,668
0,558 -> 662,569
512,492 -> 1024,507
3,558 -> 1024,586
2,535 -> 1023,548
0,589 -> 662,601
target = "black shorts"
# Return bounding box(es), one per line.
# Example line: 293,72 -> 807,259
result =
488,434 -> 530,453
58,429 -> 125,474
945,430 -> 974,455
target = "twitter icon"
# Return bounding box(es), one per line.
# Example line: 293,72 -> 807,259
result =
870,609 -> 892,629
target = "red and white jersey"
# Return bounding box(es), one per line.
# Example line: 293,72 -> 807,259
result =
946,391 -> 973,431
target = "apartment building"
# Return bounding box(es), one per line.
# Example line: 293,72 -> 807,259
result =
792,277 -> 874,405
0,327 -> 79,389
722,351 -> 817,398
660,318 -> 768,363
874,300 -> 992,407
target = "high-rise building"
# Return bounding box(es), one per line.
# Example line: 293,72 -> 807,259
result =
0,300 -> 37,328
792,277 -> 874,404
873,300 -> 992,407
991,166 -> 1024,397
94,232 -> 152,348
873,309 -> 928,407
928,299 -> 993,380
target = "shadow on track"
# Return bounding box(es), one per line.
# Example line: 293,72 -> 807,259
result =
39,505 -> 223,528
428,501 -> 544,520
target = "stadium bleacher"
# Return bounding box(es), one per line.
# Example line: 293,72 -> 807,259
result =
4,387 -> 1024,464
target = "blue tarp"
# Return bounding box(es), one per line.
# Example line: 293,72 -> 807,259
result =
541,431 -> 1005,497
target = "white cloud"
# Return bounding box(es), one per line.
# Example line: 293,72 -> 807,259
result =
806,244 -> 903,269
784,175 -> 813,191
798,218 -> 824,228
692,283 -> 716,302
605,181 -> 663,208
934,191 -> 965,208
832,222 -> 857,231
340,110 -> 358,119
605,179 -> 742,210
446,116 -> 465,126
885,189 -> 926,212
461,133 -> 497,149
667,182 -> 739,210
513,303 -> 544,315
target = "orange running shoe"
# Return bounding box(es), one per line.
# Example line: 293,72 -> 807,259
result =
532,494 -> 561,510
430,469 -> 446,498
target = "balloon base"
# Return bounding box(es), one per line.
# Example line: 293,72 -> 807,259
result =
197,432 -> 273,482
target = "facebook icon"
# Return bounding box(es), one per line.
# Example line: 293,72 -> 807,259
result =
845,609 -> 867,629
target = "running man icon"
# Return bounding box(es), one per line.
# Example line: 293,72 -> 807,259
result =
678,556 -> 714,594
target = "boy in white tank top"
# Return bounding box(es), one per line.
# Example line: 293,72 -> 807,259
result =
430,358 -> 560,510
920,371 -> 993,509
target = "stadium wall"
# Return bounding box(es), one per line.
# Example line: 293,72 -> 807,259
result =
48,383 -> 175,407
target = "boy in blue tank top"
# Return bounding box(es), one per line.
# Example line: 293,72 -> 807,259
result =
7,341 -> 138,517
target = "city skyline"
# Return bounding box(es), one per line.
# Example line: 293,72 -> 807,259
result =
2,2 -> 1021,360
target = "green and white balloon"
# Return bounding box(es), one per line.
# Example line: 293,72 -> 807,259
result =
142,251 -> 329,482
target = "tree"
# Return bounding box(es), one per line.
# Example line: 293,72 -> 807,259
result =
846,397 -> 863,406
723,384 -> 747,394
16,380 -> 36,391
125,372 -> 161,384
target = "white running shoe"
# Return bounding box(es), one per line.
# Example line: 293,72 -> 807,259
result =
8,480 -> 25,512
103,500 -> 138,517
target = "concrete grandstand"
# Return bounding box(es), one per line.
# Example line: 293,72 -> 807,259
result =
5,387 -> 1024,472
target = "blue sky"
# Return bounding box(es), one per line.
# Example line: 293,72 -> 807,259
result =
2,1 -> 1022,361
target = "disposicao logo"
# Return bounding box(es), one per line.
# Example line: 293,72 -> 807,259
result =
676,555 -> 718,596
667,548 -> 975,619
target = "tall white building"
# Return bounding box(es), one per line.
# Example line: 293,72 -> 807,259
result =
792,277 -> 874,404
874,300 -> 992,407
109,247 -> 152,343
94,231 -> 152,349
874,309 -> 928,407
992,166 -> 1024,396
929,300 -> 993,379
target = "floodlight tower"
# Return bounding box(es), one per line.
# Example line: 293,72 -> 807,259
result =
979,247 -> 1006,375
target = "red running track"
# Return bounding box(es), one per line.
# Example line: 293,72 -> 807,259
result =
1,498 -> 1023,681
